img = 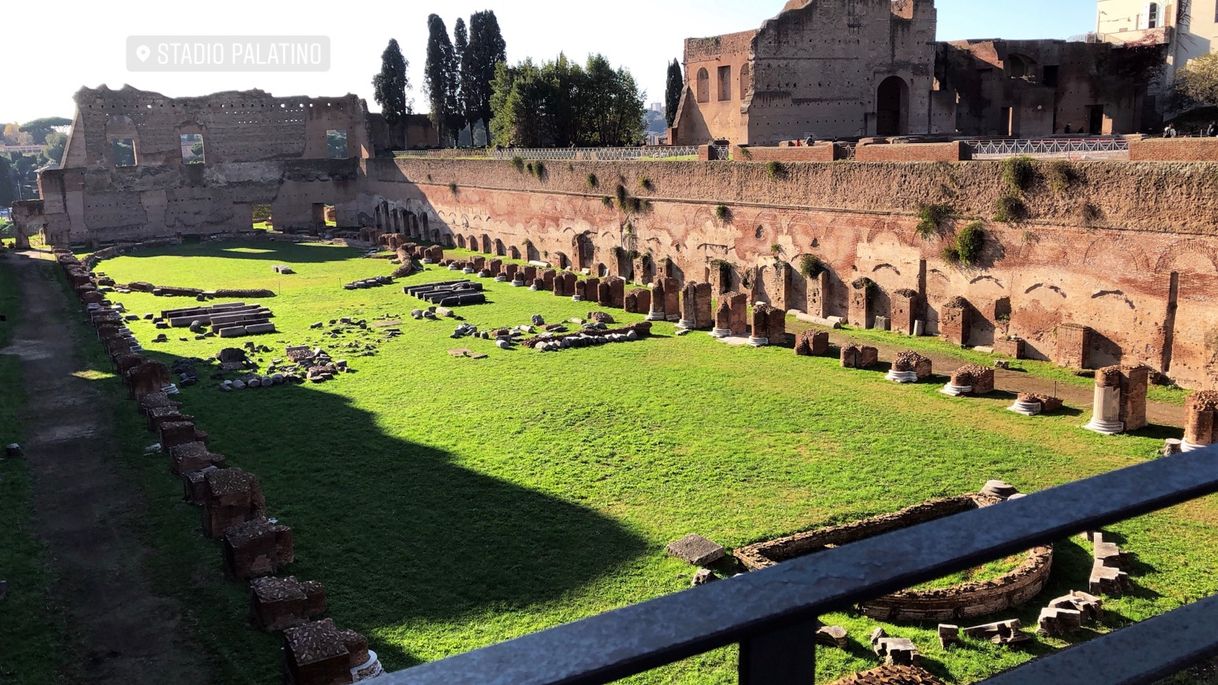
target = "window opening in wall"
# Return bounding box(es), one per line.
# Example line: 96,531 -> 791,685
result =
696,68 -> 710,103
717,65 -> 732,101
326,129 -> 349,159
1043,65 -> 1059,88
112,139 -> 137,167
252,203 -> 273,231
180,133 -> 205,165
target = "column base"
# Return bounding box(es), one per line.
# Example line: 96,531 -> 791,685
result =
1008,399 -> 1043,416
677,319 -> 696,330
886,370 -> 919,384
710,328 -> 732,338
645,312 -> 665,321
352,650 -> 384,682
748,336 -> 769,347
572,296 -> 584,302
1084,418 -> 1125,435
941,384 -> 973,397
1182,440 -> 1211,452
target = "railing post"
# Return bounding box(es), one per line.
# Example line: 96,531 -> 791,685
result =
738,619 -> 817,684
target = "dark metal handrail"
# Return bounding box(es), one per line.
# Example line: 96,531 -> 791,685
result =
380,448 -> 1218,684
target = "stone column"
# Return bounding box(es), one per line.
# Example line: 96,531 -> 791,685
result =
890,289 -> 920,336
647,279 -> 666,321
1084,368 -> 1125,435
1183,391 -> 1218,451
678,282 -> 699,330
663,277 -> 681,322
712,298 -> 732,338
750,303 -> 772,347
849,281 -> 871,329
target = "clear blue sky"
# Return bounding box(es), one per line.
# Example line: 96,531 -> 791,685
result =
5,1 -> 1100,123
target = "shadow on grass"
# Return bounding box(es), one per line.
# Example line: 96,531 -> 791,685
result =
138,350 -> 649,672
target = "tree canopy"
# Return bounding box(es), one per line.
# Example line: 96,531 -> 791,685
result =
424,14 -> 462,145
665,59 -> 683,127
372,39 -> 412,128
490,53 -> 646,148
465,11 -> 508,133
1176,53 -> 1218,108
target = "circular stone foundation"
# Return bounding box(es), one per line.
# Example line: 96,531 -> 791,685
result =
735,494 -> 1053,623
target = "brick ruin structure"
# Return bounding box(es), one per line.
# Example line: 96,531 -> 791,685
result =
841,345 -> 880,370
886,351 -> 933,383
669,0 -> 1157,146
794,330 -> 829,356
942,364 -> 996,397
1183,391 -> 1218,451
677,282 -> 714,331
18,53 -> 1218,390
737,491 -> 1054,622
711,293 -> 749,338
1084,366 -> 1149,436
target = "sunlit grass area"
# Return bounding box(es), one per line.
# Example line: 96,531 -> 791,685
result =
81,240 -> 1218,683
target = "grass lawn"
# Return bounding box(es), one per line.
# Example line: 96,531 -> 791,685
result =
93,240 -> 1218,684
0,256 -> 70,685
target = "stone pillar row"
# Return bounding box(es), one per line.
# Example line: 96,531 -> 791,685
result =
53,249 -> 383,685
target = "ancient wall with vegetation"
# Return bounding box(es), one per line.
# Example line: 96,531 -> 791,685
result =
355,156 -> 1218,388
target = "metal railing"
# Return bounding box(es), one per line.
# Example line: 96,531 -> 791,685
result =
379,447 -> 1218,684
966,137 -> 1130,158
490,146 -> 701,162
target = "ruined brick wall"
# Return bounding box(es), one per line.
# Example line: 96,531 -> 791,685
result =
746,0 -> 937,143
674,0 -> 937,145
356,156 -> 1218,388
938,40 -> 1153,136
25,86 -> 371,244
676,30 -> 758,145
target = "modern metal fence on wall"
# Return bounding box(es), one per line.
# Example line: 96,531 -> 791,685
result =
966,137 -> 1130,158
490,146 -> 702,161
378,448 -> 1218,685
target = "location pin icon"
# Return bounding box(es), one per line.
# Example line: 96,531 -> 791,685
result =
136,45 -> 151,63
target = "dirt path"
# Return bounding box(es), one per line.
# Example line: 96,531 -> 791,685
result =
2,251 -> 209,684
812,327 -> 1184,429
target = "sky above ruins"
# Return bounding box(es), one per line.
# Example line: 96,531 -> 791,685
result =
4,0 -> 1098,124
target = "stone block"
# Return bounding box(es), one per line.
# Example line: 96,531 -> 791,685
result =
201,468 -> 266,538
938,624 -> 960,649
223,517 -> 294,579
815,625 -> 848,648
250,576 -> 327,632
666,534 -> 725,566
283,619 -> 354,685
993,337 -> 1025,359
168,442 -> 225,476
1037,607 -> 1082,637
794,330 -> 829,356
159,420 -> 203,450
1089,562 -> 1130,596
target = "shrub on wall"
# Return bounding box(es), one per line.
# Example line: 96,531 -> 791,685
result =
1001,156 -> 1035,193
511,156 -> 525,173
993,193 -> 1027,223
714,204 -> 732,222
915,203 -> 954,239
766,161 -> 788,180
851,277 -> 878,294
799,254 -> 826,278
586,173 -> 599,189
448,182 -> 459,194
640,177 -> 654,192
1045,160 -> 1077,194
943,221 -> 986,266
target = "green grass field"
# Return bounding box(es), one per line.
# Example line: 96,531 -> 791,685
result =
88,240 -> 1218,684
0,256 -> 69,685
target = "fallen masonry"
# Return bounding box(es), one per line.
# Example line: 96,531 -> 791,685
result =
161,302 -> 277,338
343,276 -> 394,290
523,322 -> 652,352
403,280 -> 487,307
665,534 -> 726,567
250,576 -> 327,632
283,618 -> 384,685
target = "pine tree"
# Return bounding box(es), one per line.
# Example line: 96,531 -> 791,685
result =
665,59 -> 684,127
372,39 -> 411,126
424,15 -> 460,146
453,18 -> 470,139
466,10 -> 508,137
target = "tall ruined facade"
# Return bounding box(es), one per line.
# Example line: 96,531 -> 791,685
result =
672,0 -> 937,144
22,85 -> 372,245
672,0 -> 1161,144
